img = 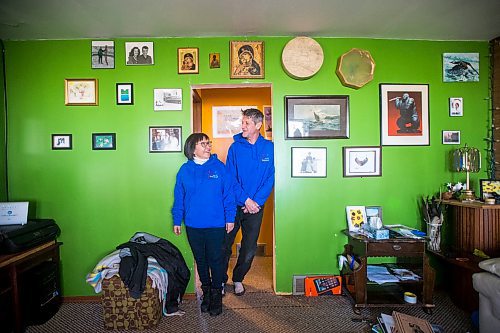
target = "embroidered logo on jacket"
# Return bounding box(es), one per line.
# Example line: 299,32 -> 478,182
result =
261,154 -> 270,162
207,170 -> 219,179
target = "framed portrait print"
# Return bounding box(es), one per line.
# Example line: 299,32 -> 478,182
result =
116,83 -> 133,105
91,41 -> 114,69
125,42 -> 154,65
230,41 -> 264,79
285,96 -> 349,139
178,48 -> 199,74
92,133 -> 116,150
379,84 -> 429,146
209,53 -> 220,68
291,147 -> 327,178
449,97 -> 463,116
343,146 -> 381,177
443,53 -> 479,82
263,105 -> 272,139
65,79 -> 98,106
346,206 -> 367,233
149,126 -> 182,153
212,105 -> 256,138
442,130 -> 460,145
480,179 -> 500,202
51,134 -> 72,150
154,88 -> 182,111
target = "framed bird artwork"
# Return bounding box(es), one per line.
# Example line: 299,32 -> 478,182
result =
343,146 -> 381,177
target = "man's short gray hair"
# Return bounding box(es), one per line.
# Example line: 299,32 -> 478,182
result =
242,108 -> 263,124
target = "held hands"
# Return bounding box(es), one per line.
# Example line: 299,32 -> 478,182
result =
244,198 -> 260,214
226,222 -> 234,233
173,225 -> 182,236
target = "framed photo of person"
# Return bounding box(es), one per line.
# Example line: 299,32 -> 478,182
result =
153,88 -> 182,111
149,126 -> 182,153
209,53 -> 220,69
116,83 -> 133,105
51,134 -> 72,150
64,79 -> 98,106
125,42 -> 154,65
449,97 -> 463,116
379,84 -> 429,146
343,146 -> 381,177
442,130 -> 460,145
291,147 -> 327,178
91,41 -> 114,69
230,41 -> 264,79
92,133 -> 116,150
178,48 -> 199,74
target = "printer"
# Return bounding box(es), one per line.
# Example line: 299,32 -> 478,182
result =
0,219 -> 61,254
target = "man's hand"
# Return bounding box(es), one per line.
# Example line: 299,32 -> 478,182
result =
173,225 -> 181,236
226,222 -> 234,233
244,198 -> 260,214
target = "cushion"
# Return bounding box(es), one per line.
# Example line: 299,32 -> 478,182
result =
479,258 -> 500,278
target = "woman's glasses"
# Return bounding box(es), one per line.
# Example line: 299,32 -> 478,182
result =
197,141 -> 212,148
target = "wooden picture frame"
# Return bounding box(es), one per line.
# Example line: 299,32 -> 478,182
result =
343,146 -> 381,177
92,133 -> 116,150
442,130 -> 460,145
285,95 -> 349,139
149,126 -> 182,153
116,83 -> 133,105
178,47 -> 199,74
209,53 -> 220,69
51,134 -> 72,150
230,41 -> 264,79
64,79 -> 98,106
291,147 -> 327,178
379,84 -> 429,146
91,41 -> 114,69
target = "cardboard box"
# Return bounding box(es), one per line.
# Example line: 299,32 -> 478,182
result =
305,275 -> 342,296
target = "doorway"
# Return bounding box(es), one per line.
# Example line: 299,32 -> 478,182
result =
191,83 -> 275,293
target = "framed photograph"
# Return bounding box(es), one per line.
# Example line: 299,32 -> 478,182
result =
346,206 -> 367,233
178,48 -> 199,74
291,147 -> 327,178
285,95 -> 349,139
366,206 -> 383,229
343,146 -> 381,177
91,41 -> 114,69
449,97 -> 463,116
154,88 -> 182,111
212,105 -> 256,138
379,84 -> 429,146
125,42 -> 154,65
64,79 -> 98,106
442,130 -> 460,145
230,41 -> 264,79
51,134 -> 72,150
263,105 -> 272,139
116,83 -> 133,105
479,179 -> 500,202
209,53 -> 220,69
149,126 -> 182,153
443,53 -> 479,82
92,133 -> 116,150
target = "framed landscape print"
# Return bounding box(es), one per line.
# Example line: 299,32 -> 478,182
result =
285,95 -> 349,139
379,84 -> 429,146
149,126 -> 182,153
343,146 -> 381,177
51,134 -> 72,150
443,53 -> 479,82
125,42 -> 154,65
92,133 -> 116,150
442,130 -> 460,145
154,88 -> 182,111
65,79 -> 98,106
449,97 -> 463,116
291,147 -> 327,178
116,83 -> 133,105
230,41 -> 264,79
178,47 -> 199,74
91,41 -> 114,69
212,105 -> 255,138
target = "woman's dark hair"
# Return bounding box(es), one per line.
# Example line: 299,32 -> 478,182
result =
184,133 -> 209,160
129,46 -> 140,57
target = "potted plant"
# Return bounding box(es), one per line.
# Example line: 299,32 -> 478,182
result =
442,182 -> 464,200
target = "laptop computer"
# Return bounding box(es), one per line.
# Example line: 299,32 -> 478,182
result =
0,202 -> 29,225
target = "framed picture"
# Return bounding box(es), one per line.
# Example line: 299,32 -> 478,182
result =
291,147 -> 327,178
125,42 -> 154,65
263,105 -> 272,139
479,179 -> 500,202
442,130 -> 460,145
343,146 -> 381,177
51,134 -> 72,150
149,126 -> 182,153
209,53 -> 220,69
116,83 -> 133,105
177,47 -> 199,74
64,79 -> 98,106
443,53 -> 479,82
346,206 -> 367,233
366,206 -> 383,229
91,41 -> 114,69
379,84 -> 429,146
449,97 -> 463,116
212,105 -> 256,138
230,41 -> 264,79
285,95 -> 349,139
154,88 -> 182,111
92,133 -> 116,150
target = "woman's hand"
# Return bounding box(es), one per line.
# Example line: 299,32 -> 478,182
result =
173,225 -> 182,236
226,222 -> 234,233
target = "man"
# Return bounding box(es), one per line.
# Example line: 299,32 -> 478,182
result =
138,46 -> 152,64
394,93 -> 420,133
222,108 -> 275,296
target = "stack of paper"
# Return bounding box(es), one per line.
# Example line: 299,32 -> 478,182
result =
367,265 -> 400,284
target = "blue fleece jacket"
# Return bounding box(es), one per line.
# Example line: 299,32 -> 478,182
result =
171,154 -> 236,228
226,133 -> 275,207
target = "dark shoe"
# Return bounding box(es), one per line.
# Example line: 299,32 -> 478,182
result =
209,288 -> 222,316
201,285 -> 211,313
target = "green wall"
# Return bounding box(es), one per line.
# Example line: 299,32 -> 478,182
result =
4,37 -> 489,296
0,41 -> 6,201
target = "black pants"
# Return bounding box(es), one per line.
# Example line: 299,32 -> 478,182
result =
186,226 -> 225,290
222,206 -> 264,283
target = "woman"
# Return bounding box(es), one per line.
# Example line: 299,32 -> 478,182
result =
172,133 -> 235,316
127,47 -> 140,64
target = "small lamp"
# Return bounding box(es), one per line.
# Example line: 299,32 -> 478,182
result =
452,144 -> 481,200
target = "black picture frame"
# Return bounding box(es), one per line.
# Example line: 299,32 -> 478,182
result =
51,134 -> 72,150
116,83 -> 134,105
342,146 -> 382,177
92,133 -> 116,150
479,179 -> 500,202
285,95 -> 349,139
149,126 -> 182,153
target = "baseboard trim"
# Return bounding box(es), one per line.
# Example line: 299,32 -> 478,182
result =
63,293 -> 197,303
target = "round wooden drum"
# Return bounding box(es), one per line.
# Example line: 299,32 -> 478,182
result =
281,37 -> 324,80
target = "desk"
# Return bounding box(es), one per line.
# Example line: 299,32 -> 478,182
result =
341,231 -> 435,314
0,241 -> 61,333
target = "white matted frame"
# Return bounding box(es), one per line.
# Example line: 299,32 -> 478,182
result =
154,88 -> 182,111
91,40 -> 114,69
291,147 -> 327,178
343,146 -> 381,177
449,97 -> 463,116
125,42 -> 154,65
116,83 -> 133,105
212,105 -> 256,138
149,126 -> 182,153
442,130 -> 460,145
51,134 -> 72,150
